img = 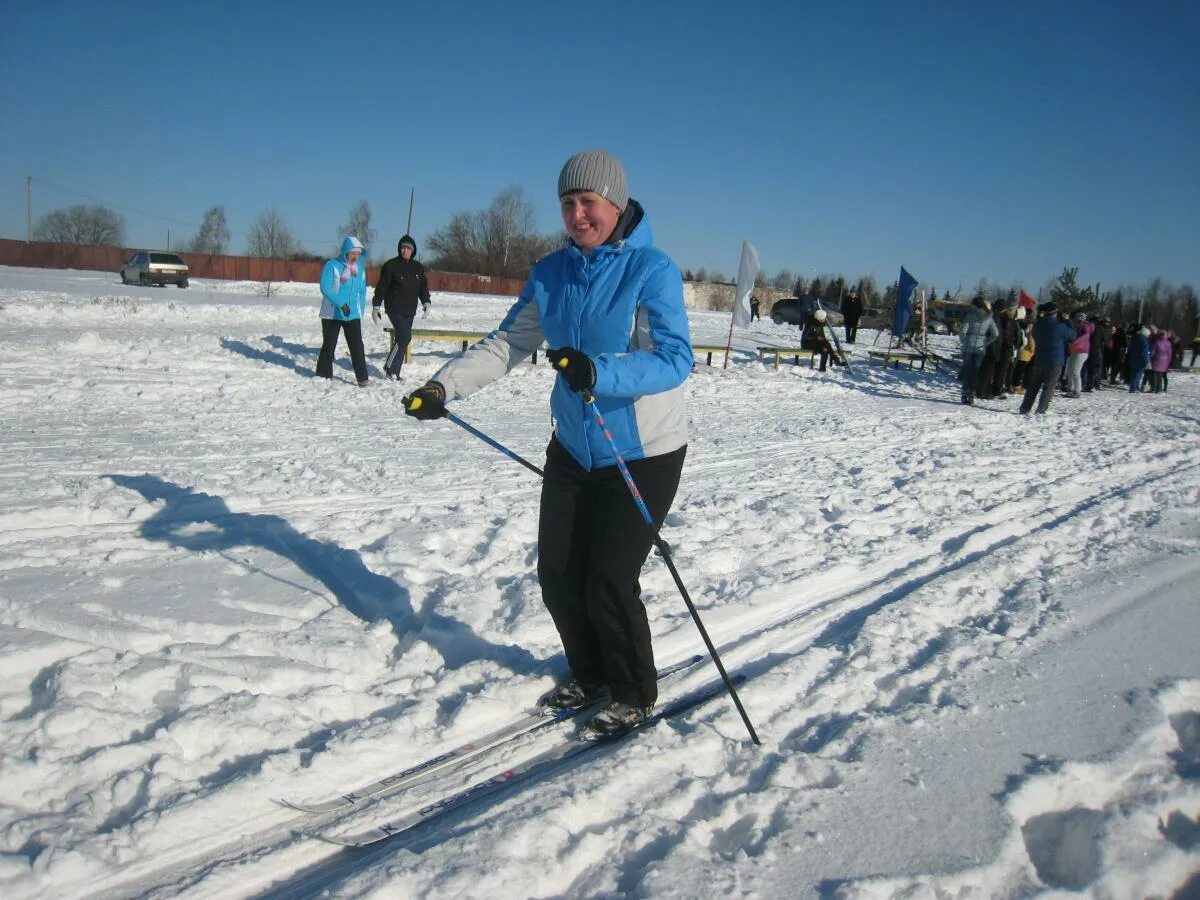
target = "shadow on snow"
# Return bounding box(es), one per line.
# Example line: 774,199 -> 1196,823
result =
105,473 -> 539,677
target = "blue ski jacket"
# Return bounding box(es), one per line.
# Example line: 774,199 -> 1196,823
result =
1031,315 -> 1077,367
320,236 -> 368,321
1128,332 -> 1151,369
431,201 -> 692,471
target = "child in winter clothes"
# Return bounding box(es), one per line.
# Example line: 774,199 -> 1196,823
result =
1012,323 -> 1035,393
316,236 -> 370,385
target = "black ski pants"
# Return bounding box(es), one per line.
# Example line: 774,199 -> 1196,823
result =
316,318 -> 368,383
384,311 -> 415,376
1019,362 -> 1062,414
844,319 -> 859,343
537,436 -> 686,708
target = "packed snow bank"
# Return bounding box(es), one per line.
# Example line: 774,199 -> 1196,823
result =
0,265 -> 1196,898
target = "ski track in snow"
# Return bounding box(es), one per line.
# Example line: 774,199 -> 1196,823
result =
0,267 -> 1197,898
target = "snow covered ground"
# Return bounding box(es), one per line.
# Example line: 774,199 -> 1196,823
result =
0,265 -> 1197,899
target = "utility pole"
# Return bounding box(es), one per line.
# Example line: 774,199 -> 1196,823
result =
406,187 -> 415,234
26,176 -> 32,242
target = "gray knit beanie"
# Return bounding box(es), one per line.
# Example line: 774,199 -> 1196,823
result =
557,150 -> 628,211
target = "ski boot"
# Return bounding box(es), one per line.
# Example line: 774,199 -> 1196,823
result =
583,701 -> 652,738
538,679 -> 608,713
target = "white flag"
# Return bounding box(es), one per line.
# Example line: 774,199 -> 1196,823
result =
731,240 -> 760,328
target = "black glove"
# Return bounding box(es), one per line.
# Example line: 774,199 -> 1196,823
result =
340,304 -> 351,316
547,347 -> 596,393
371,305 -> 382,323
403,382 -> 447,420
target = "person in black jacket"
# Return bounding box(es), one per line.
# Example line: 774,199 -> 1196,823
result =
842,287 -> 863,343
1084,317 -> 1111,392
372,235 -> 431,380
801,309 -> 835,371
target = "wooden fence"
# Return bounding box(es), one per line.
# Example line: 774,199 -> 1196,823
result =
0,239 -> 525,296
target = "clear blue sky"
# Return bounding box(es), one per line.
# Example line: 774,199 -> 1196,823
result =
2,1 -> 1197,294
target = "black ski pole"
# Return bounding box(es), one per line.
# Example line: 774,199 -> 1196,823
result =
443,406 -> 760,745
581,392 -> 760,745
445,412 -> 544,478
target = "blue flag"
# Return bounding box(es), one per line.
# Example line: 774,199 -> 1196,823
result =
892,266 -> 919,337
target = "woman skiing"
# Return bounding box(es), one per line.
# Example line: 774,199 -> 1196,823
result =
402,151 -> 693,737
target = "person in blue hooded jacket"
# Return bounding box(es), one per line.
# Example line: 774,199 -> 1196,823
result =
316,236 -> 370,386
403,150 -> 692,737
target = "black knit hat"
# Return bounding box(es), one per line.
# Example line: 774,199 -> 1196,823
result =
398,234 -> 417,254
1037,301 -> 1057,314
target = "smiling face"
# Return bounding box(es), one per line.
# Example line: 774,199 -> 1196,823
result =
560,191 -> 621,254
346,249 -> 361,264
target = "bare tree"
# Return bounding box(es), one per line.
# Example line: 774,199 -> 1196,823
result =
772,269 -> 794,290
339,200 -> 377,261
188,206 -> 230,255
426,186 -> 561,278
33,205 -> 125,246
246,208 -> 300,259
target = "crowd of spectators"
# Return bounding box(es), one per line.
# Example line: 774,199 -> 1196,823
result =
956,296 -> 1190,415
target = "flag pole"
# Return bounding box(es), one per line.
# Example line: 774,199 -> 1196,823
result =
722,308 -> 736,370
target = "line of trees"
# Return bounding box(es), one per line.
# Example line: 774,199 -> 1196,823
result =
27,198 -> 1198,339
31,201 -> 376,264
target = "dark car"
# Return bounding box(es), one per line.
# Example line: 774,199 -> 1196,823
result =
120,251 -> 189,288
859,306 -> 890,330
770,295 -> 843,326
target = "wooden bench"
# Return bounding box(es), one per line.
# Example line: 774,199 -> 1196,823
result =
692,345 -> 756,366
758,346 -> 817,370
867,349 -> 927,371
385,328 -> 542,364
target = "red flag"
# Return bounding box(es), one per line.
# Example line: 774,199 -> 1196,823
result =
1019,290 -> 1036,310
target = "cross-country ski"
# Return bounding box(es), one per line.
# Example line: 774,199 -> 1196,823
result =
280,654 -> 703,814
311,676 -> 743,847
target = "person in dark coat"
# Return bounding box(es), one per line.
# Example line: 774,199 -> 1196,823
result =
1127,327 -> 1151,393
801,308 -> 835,370
1106,323 -> 1126,384
371,235 -> 432,380
749,296 -> 760,322
1019,303 -> 1076,415
842,287 -> 864,343
1084,317 -> 1111,392
991,305 -> 1024,398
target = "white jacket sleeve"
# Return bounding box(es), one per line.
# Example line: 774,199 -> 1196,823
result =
431,293 -> 545,400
